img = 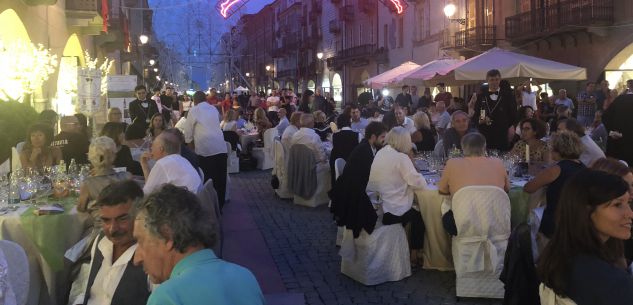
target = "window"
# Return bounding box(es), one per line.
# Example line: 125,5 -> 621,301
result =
383,24 -> 388,49
414,0 -> 431,41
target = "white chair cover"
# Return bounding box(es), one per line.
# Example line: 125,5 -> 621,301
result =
273,140 -> 292,199
432,139 -> 445,158
529,205 -> 545,262
226,141 -> 240,174
451,185 -> 510,299
197,180 -> 223,257
539,284 -> 577,305
252,128 -> 277,170
0,240 -> 28,305
339,223 -> 411,286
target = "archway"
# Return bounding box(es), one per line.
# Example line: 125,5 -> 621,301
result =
332,73 -> 343,103
605,43 -> 633,93
0,9 -> 32,100
56,34 -> 86,115
307,80 -> 316,92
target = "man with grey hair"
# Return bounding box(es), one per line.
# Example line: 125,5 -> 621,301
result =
290,113 -> 327,163
461,131 -> 488,157
141,132 -> 201,194
133,184 -> 264,305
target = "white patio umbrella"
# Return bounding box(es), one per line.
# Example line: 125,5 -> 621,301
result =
427,48 -> 587,85
234,86 -> 249,93
396,58 -> 463,85
364,61 -> 421,89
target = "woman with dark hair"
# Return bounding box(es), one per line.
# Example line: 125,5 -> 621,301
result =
147,113 -> 166,139
525,131 -> 586,238
538,169 -> 633,304
514,105 -> 535,137
19,123 -> 63,169
509,118 -> 550,162
74,113 -> 92,140
381,111 -> 398,130
100,122 -> 142,175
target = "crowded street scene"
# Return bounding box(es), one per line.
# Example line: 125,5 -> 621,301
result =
1,0 -> 633,304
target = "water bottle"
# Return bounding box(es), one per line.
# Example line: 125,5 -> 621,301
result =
8,173 -> 20,204
68,158 -> 78,176
58,159 -> 67,175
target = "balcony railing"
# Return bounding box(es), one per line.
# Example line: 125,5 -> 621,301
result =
441,26 -> 496,51
327,44 -> 385,68
506,0 -> 614,40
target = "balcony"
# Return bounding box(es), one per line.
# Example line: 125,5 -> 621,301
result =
329,20 -> 341,33
283,35 -> 300,49
505,0 -> 614,42
66,0 -> 103,35
327,44 -> 385,69
339,5 -> 355,21
441,26 -> 496,52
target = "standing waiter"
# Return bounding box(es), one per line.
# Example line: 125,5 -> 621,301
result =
470,69 -> 518,151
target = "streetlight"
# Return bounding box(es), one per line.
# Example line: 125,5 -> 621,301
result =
443,3 -> 466,25
149,59 -> 156,66
156,76 -> 161,80
316,52 -> 324,60
245,72 -> 250,77
153,68 -> 158,72
265,65 -> 271,71
139,34 -> 149,45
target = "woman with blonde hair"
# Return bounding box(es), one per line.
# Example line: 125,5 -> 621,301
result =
147,113 -> 166,139
525,130 -> 586,238
77,136 -> 131,221
367,126 -> 428,263
220,109 -> 237,131
412,111 -> 436,151
253,107 -> 272,138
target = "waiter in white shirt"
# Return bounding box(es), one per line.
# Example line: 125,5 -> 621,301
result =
290,113 -> 327,165
141,132 -> 201,194
181,91 -> 228,208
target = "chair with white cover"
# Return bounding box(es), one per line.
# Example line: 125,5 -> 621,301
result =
451,185 -> 511,299
539,284 -> 577,305
197,180 -> 223,257
334,158 -> 346,246
0,240 -> 29,305
226,141 -> 240,174
252,128 -> 277,170
339,222 -> 411,286
287,144 -> 331,207
273,140 -> 292,199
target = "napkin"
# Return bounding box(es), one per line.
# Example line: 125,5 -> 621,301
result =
33,204 -> 65,216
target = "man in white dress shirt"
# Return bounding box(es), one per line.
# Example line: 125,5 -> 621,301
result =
290,113 -> 327,164
281,111 -> 302,150
181,91 -> 228,208
72,180 -> 151,305
141,132 -> 201,194
395,106 -> 417,134
276,108 -> 290,136
350,104 -> 369,131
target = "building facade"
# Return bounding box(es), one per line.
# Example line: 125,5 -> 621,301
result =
232,0 -> 633,103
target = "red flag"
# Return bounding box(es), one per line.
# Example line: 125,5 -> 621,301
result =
102,0 -> 109,33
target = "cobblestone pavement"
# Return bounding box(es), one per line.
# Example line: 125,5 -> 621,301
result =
232,170 -> 502,305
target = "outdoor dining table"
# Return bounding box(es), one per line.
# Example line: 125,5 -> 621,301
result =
238,130 -> 259,150
414,173 -> 544,271
0,196 -> 91,305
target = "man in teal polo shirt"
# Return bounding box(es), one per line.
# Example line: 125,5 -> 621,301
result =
133,184 -> 264,305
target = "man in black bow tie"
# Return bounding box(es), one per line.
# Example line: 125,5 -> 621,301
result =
470,69 -> 518,151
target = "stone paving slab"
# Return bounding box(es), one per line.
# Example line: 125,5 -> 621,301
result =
231,171 -> 502,305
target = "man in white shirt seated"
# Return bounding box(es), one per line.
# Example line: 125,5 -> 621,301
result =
350,104 -> 369,131
276,108 -> 290,136
281,111 -> 302,150
71,180 -> 151,305
290,113 -> 327,164
434,101 -> 451,137
141,131 -> 201,194
395,105 -> 417,134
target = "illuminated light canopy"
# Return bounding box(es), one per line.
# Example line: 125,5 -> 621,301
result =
0,41 -> 58,102
378,0 -> 409,15
216,0 -> 251,19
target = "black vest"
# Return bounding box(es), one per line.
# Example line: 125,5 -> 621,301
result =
83,235 -> 150,305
